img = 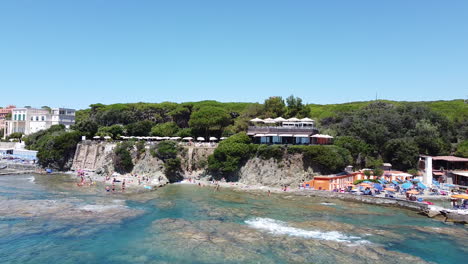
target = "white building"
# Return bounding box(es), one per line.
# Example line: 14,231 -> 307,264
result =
4,107 -> 76,137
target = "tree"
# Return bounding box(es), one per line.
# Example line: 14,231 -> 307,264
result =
97,125 -> 125,139
189,107 -> 231,137
125,121 -> 154,136
363,170 -> 372,179
334,136 -> 371,168
264,96 -> 286,118
72,120 -> 98,137
150,122 -> 180,136
113,142 -> 134,174
455,140 -> 468,158
285,95 -> 307,118
383,138 -> 420,171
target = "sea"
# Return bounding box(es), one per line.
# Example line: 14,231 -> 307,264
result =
0,174 -> 466,264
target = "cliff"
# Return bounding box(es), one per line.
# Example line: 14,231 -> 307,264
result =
238,155 -> 315,187
71,141 -> 317,187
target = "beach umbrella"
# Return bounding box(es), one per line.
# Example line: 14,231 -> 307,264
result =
300,117 -> 314,122
103,136 -> 112,140
209,137 -> 218,141
445,184 -> 455,187
392,180 -> 399,185
417,182 -> 427,189
93,136 -> 101,139
406,190 -> 419,195
274,117 -> 287,122
363,180 -> 371,183
412,179 -> 420,182
182,137 -> 193,141
250,117 -> 263,122
220,137 -> 227,140
451,194 -> 468,199
374,183 -> 383,191
197,137 -> 205,141
401,182 -> 412,189
384,187 -> 396,192
287,117 -> 300,122
170,137 -> 181,140
263,118 -> 276,124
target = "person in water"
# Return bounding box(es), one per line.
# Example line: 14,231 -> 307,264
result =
105,186 -> 110,192
122,180 -> 126,192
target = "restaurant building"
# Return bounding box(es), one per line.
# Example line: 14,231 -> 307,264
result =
247,117 -> 333,145
419,155 -> 468,187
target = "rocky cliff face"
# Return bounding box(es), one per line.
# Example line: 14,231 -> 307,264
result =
237,154 -> 316,187
72,141 -> 317,187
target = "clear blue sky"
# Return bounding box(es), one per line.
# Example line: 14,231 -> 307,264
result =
0,0 -> 467,109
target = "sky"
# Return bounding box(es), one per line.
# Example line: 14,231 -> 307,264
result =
0,0 -> 467,110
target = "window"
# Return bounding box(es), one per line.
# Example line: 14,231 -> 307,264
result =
22,114 -> 25,121
13,114 -> 16,121
42,116 -> 45,121
31,117 -> 34,121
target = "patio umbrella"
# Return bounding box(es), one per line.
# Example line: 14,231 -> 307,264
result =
263,118 -> 276,124
401,182 -> 413,189
417,182 -> 427,189
274,117 -> 287,122
103,136 -> 111,140
220,137 -> 227,140
451,194 -> 468,199
197,137 -> 205,141
374,183 -> 383,191
250,118 -> 263,122
209,137 -> 218,141
287,117 -> 300,122
300,117 -> 313,122
182,137 -> 193,141
93,136 -> 101,139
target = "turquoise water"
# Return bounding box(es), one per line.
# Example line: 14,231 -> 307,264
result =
0,174 -> 467,264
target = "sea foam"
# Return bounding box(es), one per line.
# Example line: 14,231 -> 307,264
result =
245,217 -> 369,244
27,176 -> 35,183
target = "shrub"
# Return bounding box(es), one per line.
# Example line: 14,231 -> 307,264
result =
256,145 -> 284,161
113,143 -> 134,173
151,141 -> 179,160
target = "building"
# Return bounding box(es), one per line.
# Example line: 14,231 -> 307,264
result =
419,155 -> 468,187
4,107 -> 75,138
0,105 -> 15,132
247,117 -> 332,145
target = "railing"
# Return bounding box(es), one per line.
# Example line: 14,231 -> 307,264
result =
247,126 -> 317,134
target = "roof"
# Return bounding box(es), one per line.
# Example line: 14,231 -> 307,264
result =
451,171 -> 468,177
431,156 -> 468,162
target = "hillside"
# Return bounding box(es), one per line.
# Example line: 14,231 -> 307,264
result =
308,99 -> 467,122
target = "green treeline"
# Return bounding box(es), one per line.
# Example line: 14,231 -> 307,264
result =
22,97 -> 468,172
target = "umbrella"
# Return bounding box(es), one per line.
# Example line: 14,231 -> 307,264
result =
374,183 -> 383,191
93,136 -> 101,139
287,117 -> 300,122
220,137 -> 227,140
444,184 -> 455,187
182,137 -> 193,141
103,136 -> 112,140
384,187 -> 396,192
250,118 -> 263,122
417,182 -> 427,189
197,137 -> 205,141
406,190 -> 419,195
363,180 -> 371,183
170,137 -> 181,140
451,194 -> 468,199
412,179 -> 420,182
392,180 -> 399,185
263,118 -> 276,124
300,117 -> 314,122
401,182 -> 413,189
274,117 -> 287,122
209,137 -> 218,141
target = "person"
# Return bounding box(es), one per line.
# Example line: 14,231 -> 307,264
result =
105,186 -> 110,192
112,184 -> 115,192
122,180 -> 126,192
268,190 -> 271,197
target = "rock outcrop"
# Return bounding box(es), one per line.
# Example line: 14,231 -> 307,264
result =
238,154 -> 315,187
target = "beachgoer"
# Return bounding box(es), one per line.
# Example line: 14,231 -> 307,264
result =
112,184 -> 115,192
268,190 -> 271,196
105,186 -> 110,192
122,180 -> 126,191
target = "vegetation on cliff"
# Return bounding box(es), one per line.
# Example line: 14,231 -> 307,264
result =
24,125 -> 81,170
207,132 -> 352,179
150,141 -> 183,182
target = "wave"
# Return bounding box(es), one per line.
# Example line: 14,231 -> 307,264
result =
79,204 -> 126,212
245,217 -> 369,244
27,176 -> 35,183
320,202 -> 335,205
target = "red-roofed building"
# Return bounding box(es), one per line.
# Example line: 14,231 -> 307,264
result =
0,105 -> 15,132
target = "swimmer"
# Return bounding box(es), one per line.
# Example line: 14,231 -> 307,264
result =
105,186 -> 110,192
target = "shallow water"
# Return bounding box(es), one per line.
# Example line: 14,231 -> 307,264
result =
0,174 -> 466,264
